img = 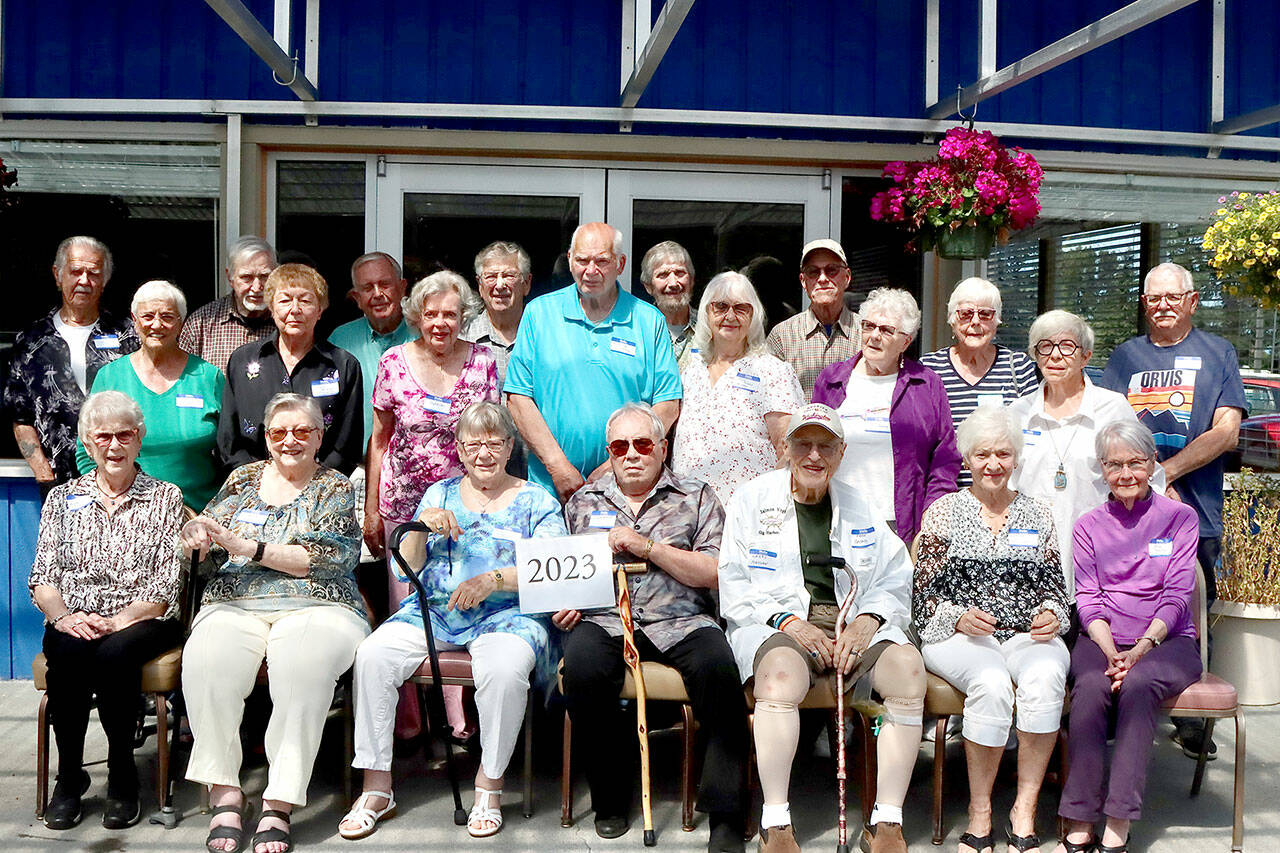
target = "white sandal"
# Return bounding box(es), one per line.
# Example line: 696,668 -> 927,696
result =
467,788 -> 503,838
338,790 -> 397,840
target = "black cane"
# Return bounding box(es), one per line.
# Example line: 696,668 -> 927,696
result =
389,521 -> 467,826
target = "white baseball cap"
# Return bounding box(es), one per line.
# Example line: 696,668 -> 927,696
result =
800,239 -> 848,266
785,403 -> 845,441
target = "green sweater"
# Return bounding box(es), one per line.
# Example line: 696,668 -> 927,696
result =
77,354 -> 225,508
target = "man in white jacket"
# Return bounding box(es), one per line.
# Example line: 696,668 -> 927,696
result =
719,403 -> 925,853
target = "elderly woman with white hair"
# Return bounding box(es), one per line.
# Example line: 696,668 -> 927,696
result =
914,405 -> 1070,853
920,277 -> 1039,487
672,271 -> 803,505
1055,419 -> 1201,853
78,280 -> 224,507
182,392 -> 368,853
30,390 -> 185,831
1008,310 -> 1161,593
813,287 -> 961,545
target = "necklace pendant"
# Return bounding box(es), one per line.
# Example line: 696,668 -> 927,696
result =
1053,466 -> 1067,491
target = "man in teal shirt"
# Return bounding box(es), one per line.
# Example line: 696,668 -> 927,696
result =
506,222 -> 683,501
329,251 -> 418,442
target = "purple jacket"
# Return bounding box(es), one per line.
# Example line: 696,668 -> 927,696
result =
812,354 -> 960,545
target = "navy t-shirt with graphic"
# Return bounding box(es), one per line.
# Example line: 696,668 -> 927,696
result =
1100,328 -> 1246,537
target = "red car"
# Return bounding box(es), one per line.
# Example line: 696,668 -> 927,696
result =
1232,371 -> 1280,471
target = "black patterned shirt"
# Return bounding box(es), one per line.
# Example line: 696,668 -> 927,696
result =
564,468 -> 725,651
4,309 -> 138,483
29,471 -> 184,619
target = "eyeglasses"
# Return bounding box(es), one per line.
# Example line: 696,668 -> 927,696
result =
1102,457 -> 1152,473
480,270 -> 523,285
459,438 -> 509,455
956,307 -> 997,323
790,438 -> 842,457
90,428 -> 139,447
801,264 -> 847,280
860,319 -> 903,338
607,437 -> 657,458
707,301 -> 754,319
265,425 -> 319,442
1141,292 -> 1194,307
1034,339 -> 1079,358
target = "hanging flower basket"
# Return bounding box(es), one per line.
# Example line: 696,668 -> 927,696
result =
1202,190 -> 1280,309
870,126 -> 1043,259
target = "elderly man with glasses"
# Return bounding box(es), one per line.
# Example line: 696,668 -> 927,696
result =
180,236 -> 279,373
1099,261 -> 1246,760
766,239 -> 861,400
555,402 -> 749,852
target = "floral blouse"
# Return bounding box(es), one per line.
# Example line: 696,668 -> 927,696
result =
372,343 -> 500,524
29,471 -> 183,619
199,461 -> 364,614
389,477 -> 566,688
912,489 -> 1070,645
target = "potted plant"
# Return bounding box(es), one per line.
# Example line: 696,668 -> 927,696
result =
1202,190 -> 1280,308
1211,467 -> 1280,705
870,126 -> 1043,259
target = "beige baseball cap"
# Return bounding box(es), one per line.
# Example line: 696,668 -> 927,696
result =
800,238 -> 848,266
785,403 -> 845,441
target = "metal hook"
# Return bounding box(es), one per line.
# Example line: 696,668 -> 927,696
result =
956,84 -> 977,130
272,54 -> 300,87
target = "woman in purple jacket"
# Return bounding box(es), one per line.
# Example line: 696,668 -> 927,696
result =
1056,420 -> 1202,853
812,287 -> 960,545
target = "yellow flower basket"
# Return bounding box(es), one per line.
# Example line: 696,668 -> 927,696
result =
1203,191 -> 1280,309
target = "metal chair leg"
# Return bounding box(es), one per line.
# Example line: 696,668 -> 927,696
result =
932,715 -> 948,845
1232,713 -> 1246,853
154,692 -> 169,811
859,715 -> 877,832
560,708 -> 574,827
36,694 -> 49,818
681,702 -> 696,831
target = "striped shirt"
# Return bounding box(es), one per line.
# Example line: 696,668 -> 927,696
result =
920,345 -> 1039,486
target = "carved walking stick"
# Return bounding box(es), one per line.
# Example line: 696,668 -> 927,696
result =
615,561 -> 656,846
831,557 -> 860,853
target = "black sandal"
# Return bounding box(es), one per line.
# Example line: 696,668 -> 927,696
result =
1059,836 -> 1097,853
205,801 -> 249,853
251,808 -> 294,853
1096,837 -> 1128,853
960,831 -> 995,853
1005,822 -> 1042,853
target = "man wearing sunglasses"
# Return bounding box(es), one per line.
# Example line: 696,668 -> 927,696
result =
1099,262 -> 1246,761
766,239 -> 861,401
555,402 -> 748,851
506,222 -> 683,502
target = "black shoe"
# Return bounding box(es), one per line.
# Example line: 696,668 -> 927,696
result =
709,813 -> 747,852
595,814 -> 631,839
44,770 -> 91,830
1172,721 -> 1218,761
102,796 -> 141,829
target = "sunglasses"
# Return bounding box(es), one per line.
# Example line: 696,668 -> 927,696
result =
90,428 -> 139,447
607,437 -> 658,458
956,307 -> 997,322
265,425 -> 319,442
707,301 -> 753,319
860,319 -> 903,338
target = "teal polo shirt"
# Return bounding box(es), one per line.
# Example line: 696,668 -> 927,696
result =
505,284 -> 682,494
329,317 -> 418,443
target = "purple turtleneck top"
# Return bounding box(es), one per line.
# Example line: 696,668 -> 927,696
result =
1072,490 -> 1199,645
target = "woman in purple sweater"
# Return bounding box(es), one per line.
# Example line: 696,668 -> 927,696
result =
811,287 -> 960,546
1056,420 -> 1201,853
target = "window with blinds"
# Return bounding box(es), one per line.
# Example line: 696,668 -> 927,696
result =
1049,224 -> 1144,365
987,234 -> 1040,354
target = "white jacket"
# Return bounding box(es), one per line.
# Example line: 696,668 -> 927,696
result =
718,469 -> 914,681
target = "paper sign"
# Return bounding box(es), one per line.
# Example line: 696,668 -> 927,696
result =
517,533 -> 615,614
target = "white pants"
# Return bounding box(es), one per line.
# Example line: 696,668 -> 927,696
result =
922,632 -> 1069,748
182,603 -> 370,805
352,620 -> 536,780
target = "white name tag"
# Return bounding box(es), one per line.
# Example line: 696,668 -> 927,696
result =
65,494 -> 94,511
92,333 -> 120,350
310,379 -> 340,397
421,393 -> 452,414
849,527 -> 875,548
176,394 -> 204,409
588,510 -> 617,529
977,393 -> 1004,408
1174,356 -> 1203,370
236,509 -> 270,526
865,415 -> 892,434
491,528 -> 522,542
732,371 -> 762,393
1008,528 -> 1039,548
747,547 -> 780,570
517,533 -> 615,614
1022,429 -> 1041,446
609,336 -> 637,357
1148,538 -> 1174,557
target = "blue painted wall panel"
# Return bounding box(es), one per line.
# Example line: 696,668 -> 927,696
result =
4,481 -> 44,681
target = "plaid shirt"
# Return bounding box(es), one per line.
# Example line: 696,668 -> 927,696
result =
766,306 -> 860,401
179,295 -> 276,373
565,468 -> 725,652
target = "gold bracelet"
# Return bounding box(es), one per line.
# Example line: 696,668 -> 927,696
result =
493,570 -> 504,591
642,539 -> 655,560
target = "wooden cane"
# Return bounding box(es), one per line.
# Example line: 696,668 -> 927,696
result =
616,563 -> 657,846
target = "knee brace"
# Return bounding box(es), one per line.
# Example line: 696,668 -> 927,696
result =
881,695 -> 924,728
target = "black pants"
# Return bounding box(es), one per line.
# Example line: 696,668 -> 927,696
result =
561,622 -> 748,820
43,618 -> 182,798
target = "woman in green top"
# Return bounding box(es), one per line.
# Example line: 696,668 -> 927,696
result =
78,280 -> 224,508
